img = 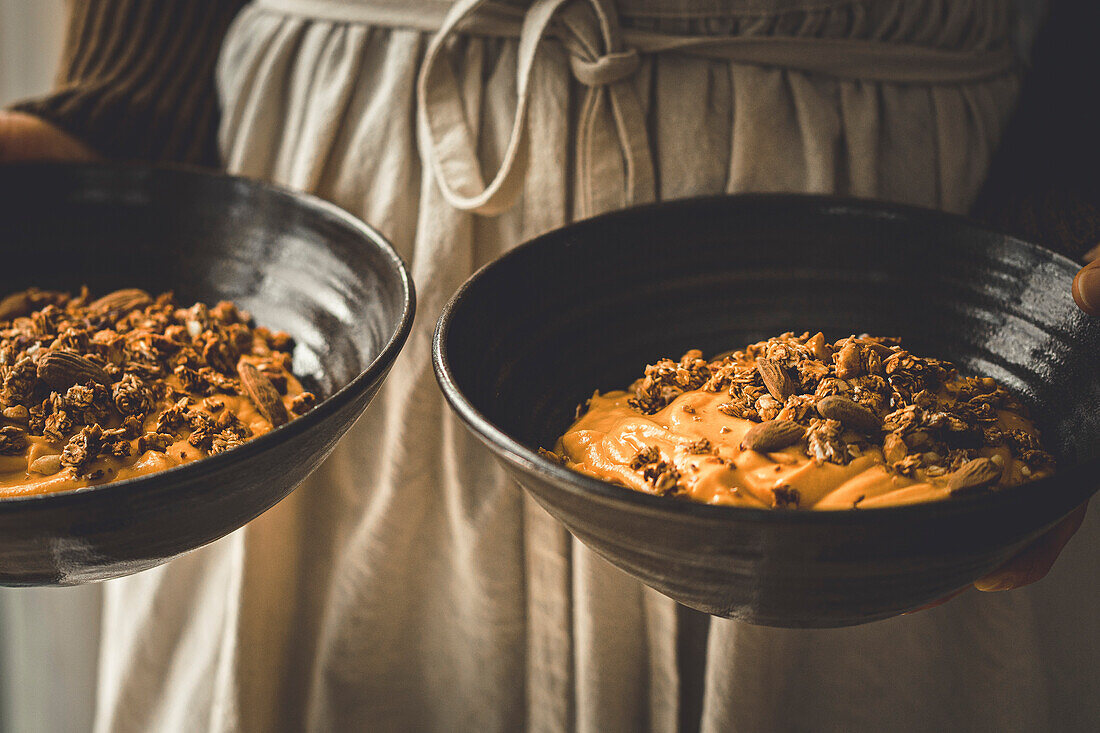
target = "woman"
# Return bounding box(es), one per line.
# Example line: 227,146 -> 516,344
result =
1,0 -> 1097,730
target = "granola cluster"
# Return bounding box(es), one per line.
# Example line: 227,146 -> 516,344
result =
0,287 -> 316,486
558,333 -> 1055,505
620,333 -> 1055,493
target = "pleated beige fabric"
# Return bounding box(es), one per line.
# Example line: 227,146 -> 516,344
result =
11,0 -> 1099,731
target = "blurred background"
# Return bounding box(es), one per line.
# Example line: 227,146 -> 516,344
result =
0,0 -> 65,106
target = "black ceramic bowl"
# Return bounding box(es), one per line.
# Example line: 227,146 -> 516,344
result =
0,163 -> 413,585
434,195 -> 1100,627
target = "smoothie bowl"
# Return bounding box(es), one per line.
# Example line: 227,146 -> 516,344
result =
434,195 -> 1100,627
0,163 -> 414,584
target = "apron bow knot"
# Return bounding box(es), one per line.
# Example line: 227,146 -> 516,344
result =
412,0 -> 1015,218
417,0 -> 655,218
569,47 -> 640,86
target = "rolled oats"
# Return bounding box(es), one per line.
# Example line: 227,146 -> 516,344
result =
0,286 -> 318,491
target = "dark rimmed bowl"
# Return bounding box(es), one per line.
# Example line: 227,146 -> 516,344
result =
434,195 -> 1100,627
0,163 -> 414,585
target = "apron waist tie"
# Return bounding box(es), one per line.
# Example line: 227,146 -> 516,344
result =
257,0 -> 1017,218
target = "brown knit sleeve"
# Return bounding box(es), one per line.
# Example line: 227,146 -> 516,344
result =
8,0 -> 248,168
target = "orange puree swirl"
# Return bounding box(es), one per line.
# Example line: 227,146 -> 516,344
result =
0,287 -> 316,497
550,333 -> 1053,510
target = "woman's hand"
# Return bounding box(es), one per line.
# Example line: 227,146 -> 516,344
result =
989,253 -> 1100,591
911,248 -> 1100,613
1073,251 -> 1100,316
0,110 -> 97,163
910,502 -> 1089,613
974,502 -> 1089,591
922,238 -> 1098,608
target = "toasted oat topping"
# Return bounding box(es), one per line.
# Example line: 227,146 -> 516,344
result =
0,287 -> 318,488
619,333 -> 1054,478
552,333 -> 1055,508
627,350 -> 711,414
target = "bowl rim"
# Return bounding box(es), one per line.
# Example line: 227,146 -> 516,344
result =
0,162 -> 416,508
433,192 -> 1099,525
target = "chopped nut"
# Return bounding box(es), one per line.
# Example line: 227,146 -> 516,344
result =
0,285 -> 314,492
105,439 -> 133,458
835,341 -> 863,379
562,332 -> 1051,509
0,426 -> 27,455
772,486 -> 801,509
644,461 -> 681,495
807,332 -> 831,362
138,432 -> 173,453
629,445 -> 660,470
807,418 -> 848,465
289,392 -> 316,416
210,431 -> 246,455
537,447 -> 565,465
883,433 -> 907,463
685,438 -> 713,455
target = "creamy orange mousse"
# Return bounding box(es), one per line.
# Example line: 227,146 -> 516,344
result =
548,333 -> 1054,509
0,287 -> 316,497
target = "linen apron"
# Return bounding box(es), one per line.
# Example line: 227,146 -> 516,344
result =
5,1 -> 1100,731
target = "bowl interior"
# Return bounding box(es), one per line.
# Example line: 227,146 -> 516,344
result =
0,163 -> 410,403
436,196 -> 1100,624
442,196 -> 1100,475
0,163 -> 412,585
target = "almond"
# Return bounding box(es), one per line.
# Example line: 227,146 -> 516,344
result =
741,419 -> 805,453
0,291 -> 33,322
0,426 -> 27,455
816,395 -> 881,434
237,361 -> 289,428
948,457 -> 1003,494
756,358 -> 796,401
0,289 -> 61,322
88,288 -> 152,316
36,351 -> 111,391
28,454 -> 62,475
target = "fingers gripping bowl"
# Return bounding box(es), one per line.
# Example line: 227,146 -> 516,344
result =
434,195 -> 1100,627
0,164 -> 413,585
